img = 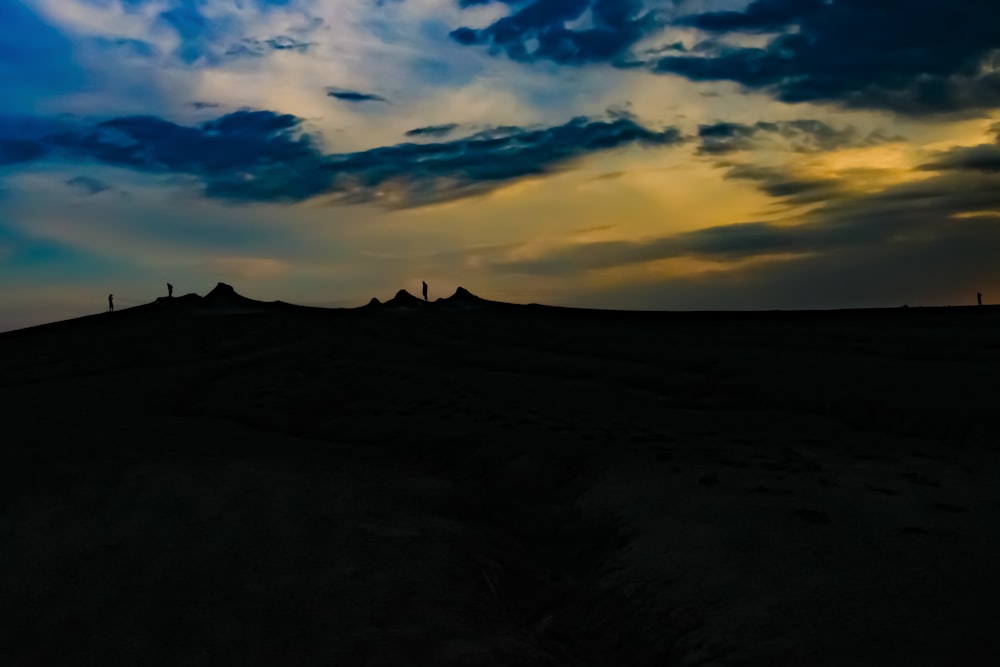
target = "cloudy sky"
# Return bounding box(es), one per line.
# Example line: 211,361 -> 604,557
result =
2,0 -> 1000,329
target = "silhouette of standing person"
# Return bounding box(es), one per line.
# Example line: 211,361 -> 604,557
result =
422,281 -> 428,302
108,294 -> 114,312
168,282 -> 173,298
978,291 -> 983,306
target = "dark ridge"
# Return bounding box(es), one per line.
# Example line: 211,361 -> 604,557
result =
205,282 -> 238,298
435,286 -> 490,309
202,282 -> 264,308
384,289 -> 424,308
3,281 -> 1000,340
155,293 -> 202,306
198,282 -> 326,315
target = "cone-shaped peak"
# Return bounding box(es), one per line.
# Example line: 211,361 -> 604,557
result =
201,282 -> 267,311
433,286 -> 488,309
206,282 -> 238,298
385,289 -> 424,308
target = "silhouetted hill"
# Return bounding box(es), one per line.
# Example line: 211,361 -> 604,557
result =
202,282 -> 268,311
4,280 -> 1000,339
363,286 -> 498,311
383,289 -> 424,308
435,286 -> 490,309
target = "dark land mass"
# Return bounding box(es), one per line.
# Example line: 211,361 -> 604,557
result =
2,284 -> 999,666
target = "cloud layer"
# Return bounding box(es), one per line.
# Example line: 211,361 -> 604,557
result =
450,0 -> 1000,116
451,0 -> 663,65
658,1 -> 1000,115
17,109 -> 683,207
697,119 -> 902,155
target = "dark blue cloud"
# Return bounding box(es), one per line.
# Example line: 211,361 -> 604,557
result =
465,125 -> 529,140
17,110 -> 683,207
314,114 -> 683,206
450,1 -> 1000,115
32,110 -> 330,203
676,0 -> 827,33
450,0 -> 663,65
0,114 -> 75,165
656,0 -> 1000,115
405,123 -> 460,138
326,88 -> 389,103
0,140 -> 48,166
46,110 -> 320,176
697,119 -> 902,155
66,176 -> 112,196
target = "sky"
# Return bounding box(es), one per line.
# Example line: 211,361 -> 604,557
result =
2,0 -> 1000,329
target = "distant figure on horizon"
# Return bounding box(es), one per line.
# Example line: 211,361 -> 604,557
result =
977,291 -> 983,306
108,294 -> 114,312
167,282 -> 173,298
422,281 -> 428,301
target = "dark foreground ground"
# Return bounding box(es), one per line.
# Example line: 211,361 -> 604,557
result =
2,295 -> 999,666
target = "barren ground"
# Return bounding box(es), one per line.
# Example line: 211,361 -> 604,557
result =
2,301 -> 998,666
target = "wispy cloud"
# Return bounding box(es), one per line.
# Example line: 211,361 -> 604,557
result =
920,130 -> 1000,173
485,149 -> 1000,308
226,36 -> 314,58
65,175 -> 111,196
405,123 -> 460,138
326,88 -> 389,103
697,120 -> 904,156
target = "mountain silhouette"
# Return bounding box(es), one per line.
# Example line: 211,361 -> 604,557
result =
202,282 -> 267,311
435,286 -> 489,309
4,281 -> 998,341
383,289 -> 424,308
